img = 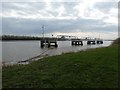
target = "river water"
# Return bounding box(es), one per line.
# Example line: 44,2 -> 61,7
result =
1,41 -> 112,65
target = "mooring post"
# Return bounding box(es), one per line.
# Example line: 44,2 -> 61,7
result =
96,40 -> 103,44
71,40 -> 83,46
87,40 -> 96,45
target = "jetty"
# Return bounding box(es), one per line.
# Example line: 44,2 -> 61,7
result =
41,38 -> 58,48
40,35 -> 104,48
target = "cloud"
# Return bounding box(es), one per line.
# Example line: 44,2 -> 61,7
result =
1,1 -> 118,39
94,2 -> 117,12
2,17 -> 117,35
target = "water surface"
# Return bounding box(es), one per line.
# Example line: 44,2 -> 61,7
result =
2,41 -> 112,64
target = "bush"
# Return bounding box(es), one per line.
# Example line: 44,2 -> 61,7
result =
112,38 -> 120,45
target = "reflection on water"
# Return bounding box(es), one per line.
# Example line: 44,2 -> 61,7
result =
2,41 -> 112,64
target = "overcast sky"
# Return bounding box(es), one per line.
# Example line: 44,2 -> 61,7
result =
1,0 -> 119,39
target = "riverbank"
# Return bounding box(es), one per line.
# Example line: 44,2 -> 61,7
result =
2,45 -> 118,88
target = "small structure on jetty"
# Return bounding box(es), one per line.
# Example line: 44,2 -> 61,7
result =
41,38 -> 58,48
87,39 -> 103,45
87,40 -> 96,45
71,39 -> 83,46
84,37 -> 103,45
40,25 -> 58,48
87,40 -> 103,45
96,40 -> 103,44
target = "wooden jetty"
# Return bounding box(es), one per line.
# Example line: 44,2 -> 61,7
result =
40,34 -> 104,48
40,37 -> 103,48
40,25 -> 103,48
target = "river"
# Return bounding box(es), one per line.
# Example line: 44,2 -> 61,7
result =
1,40 -> 112,65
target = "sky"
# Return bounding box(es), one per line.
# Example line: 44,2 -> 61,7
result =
1,0 -> 119,39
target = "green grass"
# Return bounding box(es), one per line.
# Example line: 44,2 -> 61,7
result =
2,45 -> 119,88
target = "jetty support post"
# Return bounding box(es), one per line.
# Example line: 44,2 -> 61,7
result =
41,38 -> 58,48
48,41 -> 58,48
71,40 -> 83,46
96,40 -> 103,44
87,41 -> 96,45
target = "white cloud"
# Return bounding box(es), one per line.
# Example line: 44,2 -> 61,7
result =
57,5 -> 66,16
73,1 -> 118,23
2,1 -> 118,22
103,8 -> 118,25
73,2 -> 98,19
2,0 -> 119,2
110,8 -> 118,17
104,17 -> 118,25
1,1 -> 118,39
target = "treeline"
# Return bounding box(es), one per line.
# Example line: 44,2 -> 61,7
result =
1,35 -> 62,41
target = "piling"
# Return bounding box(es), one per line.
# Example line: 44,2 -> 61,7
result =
71,40 -> 83,46
41,39 -> 58,48
87,41 -> 96,45
96,41 -> 103,44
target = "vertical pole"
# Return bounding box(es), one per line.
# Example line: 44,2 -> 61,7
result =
42,25 -> 44,39
42,25 -> 46,47
99,34 -> 100,39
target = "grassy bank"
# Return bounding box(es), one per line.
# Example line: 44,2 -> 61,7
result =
2,45 -> 119,88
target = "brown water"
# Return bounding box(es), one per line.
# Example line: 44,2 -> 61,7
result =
2,41 -> 112,65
